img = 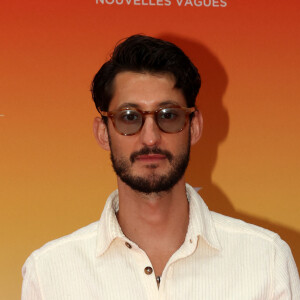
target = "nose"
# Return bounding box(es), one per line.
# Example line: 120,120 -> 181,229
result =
139,115 -> 161,146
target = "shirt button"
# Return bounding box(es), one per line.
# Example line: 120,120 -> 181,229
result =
125,242 -> 132,249
144,266 -> 153,275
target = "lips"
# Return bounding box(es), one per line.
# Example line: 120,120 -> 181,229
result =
136,154 -> 166,161
130,146 -> 173,163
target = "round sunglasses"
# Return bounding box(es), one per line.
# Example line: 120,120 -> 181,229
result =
98,106 -> 196,136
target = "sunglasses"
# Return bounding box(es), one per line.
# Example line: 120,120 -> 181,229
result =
98,106 -> 196,136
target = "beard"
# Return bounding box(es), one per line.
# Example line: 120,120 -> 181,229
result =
109,132 -> 191,195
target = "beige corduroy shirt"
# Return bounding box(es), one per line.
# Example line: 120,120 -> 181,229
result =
22,184 -> 300,299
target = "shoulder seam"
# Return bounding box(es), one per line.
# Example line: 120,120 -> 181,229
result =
32,231 -> 97,261
213,218 -> 278,244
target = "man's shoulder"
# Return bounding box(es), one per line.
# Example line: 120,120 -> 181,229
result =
211,211 -> 281,245
188,184 -> 286,249
27,221 -> 98,263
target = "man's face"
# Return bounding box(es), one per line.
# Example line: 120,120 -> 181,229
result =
106,71 -> 192,194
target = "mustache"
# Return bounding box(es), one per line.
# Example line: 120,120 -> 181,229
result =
130,147 -> 173,163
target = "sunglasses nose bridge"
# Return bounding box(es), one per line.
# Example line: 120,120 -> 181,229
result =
140,110 -> 157,122
138,111 -> 162,145
142,110 -> 156,116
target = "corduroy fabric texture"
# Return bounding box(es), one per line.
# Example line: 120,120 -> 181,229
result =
22,184 -> 300,299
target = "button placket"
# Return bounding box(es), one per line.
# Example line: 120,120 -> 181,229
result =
166,265 -> 173,280
121,239 -> 158,296
144,266 -> 153,275
125,241 -> 132,249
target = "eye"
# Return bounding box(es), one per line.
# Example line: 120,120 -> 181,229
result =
159,109 -> 179,120
118,110 -> 140,123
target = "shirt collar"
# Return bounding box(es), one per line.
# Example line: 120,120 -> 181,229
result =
96,189 -> 125,257
96,183 -> 221,257
185,183 -> 221,251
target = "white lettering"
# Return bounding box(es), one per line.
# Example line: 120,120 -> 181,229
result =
194,0 -> 202,7
220,0 -> 227,7
203,0 -> 210,7
212,0 -> 218,7
94,0 -> 227,6
184,0 -> 193,6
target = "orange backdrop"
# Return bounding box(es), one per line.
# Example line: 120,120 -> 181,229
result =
1,0 -> 300,298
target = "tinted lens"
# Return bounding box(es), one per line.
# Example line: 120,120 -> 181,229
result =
114,110 -> 143,135
157,108 -> 187,133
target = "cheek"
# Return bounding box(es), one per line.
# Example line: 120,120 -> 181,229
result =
109,133 -> 137,155
166,130 -> 190,148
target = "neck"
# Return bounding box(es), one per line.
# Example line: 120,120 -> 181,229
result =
116,177 -> 189,275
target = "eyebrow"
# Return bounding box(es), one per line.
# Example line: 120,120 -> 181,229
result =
159,100 -> 181,107
117,103 -> 139,110
116,100 -> 182,110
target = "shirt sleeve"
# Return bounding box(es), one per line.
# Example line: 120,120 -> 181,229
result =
21,255 -> 43,300
273,235 -> 300,299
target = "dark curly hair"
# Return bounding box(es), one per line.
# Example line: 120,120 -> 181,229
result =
91,34 -> 201,114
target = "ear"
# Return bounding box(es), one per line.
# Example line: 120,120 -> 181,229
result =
93,117 -> 110,151
190,110 -> 203,146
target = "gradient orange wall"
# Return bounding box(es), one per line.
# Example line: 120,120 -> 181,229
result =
1,1 -> 300,298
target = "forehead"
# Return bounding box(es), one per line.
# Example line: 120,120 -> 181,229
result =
109,71 -> 186,110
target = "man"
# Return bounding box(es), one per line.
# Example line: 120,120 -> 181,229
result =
22,35 -> 300,299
